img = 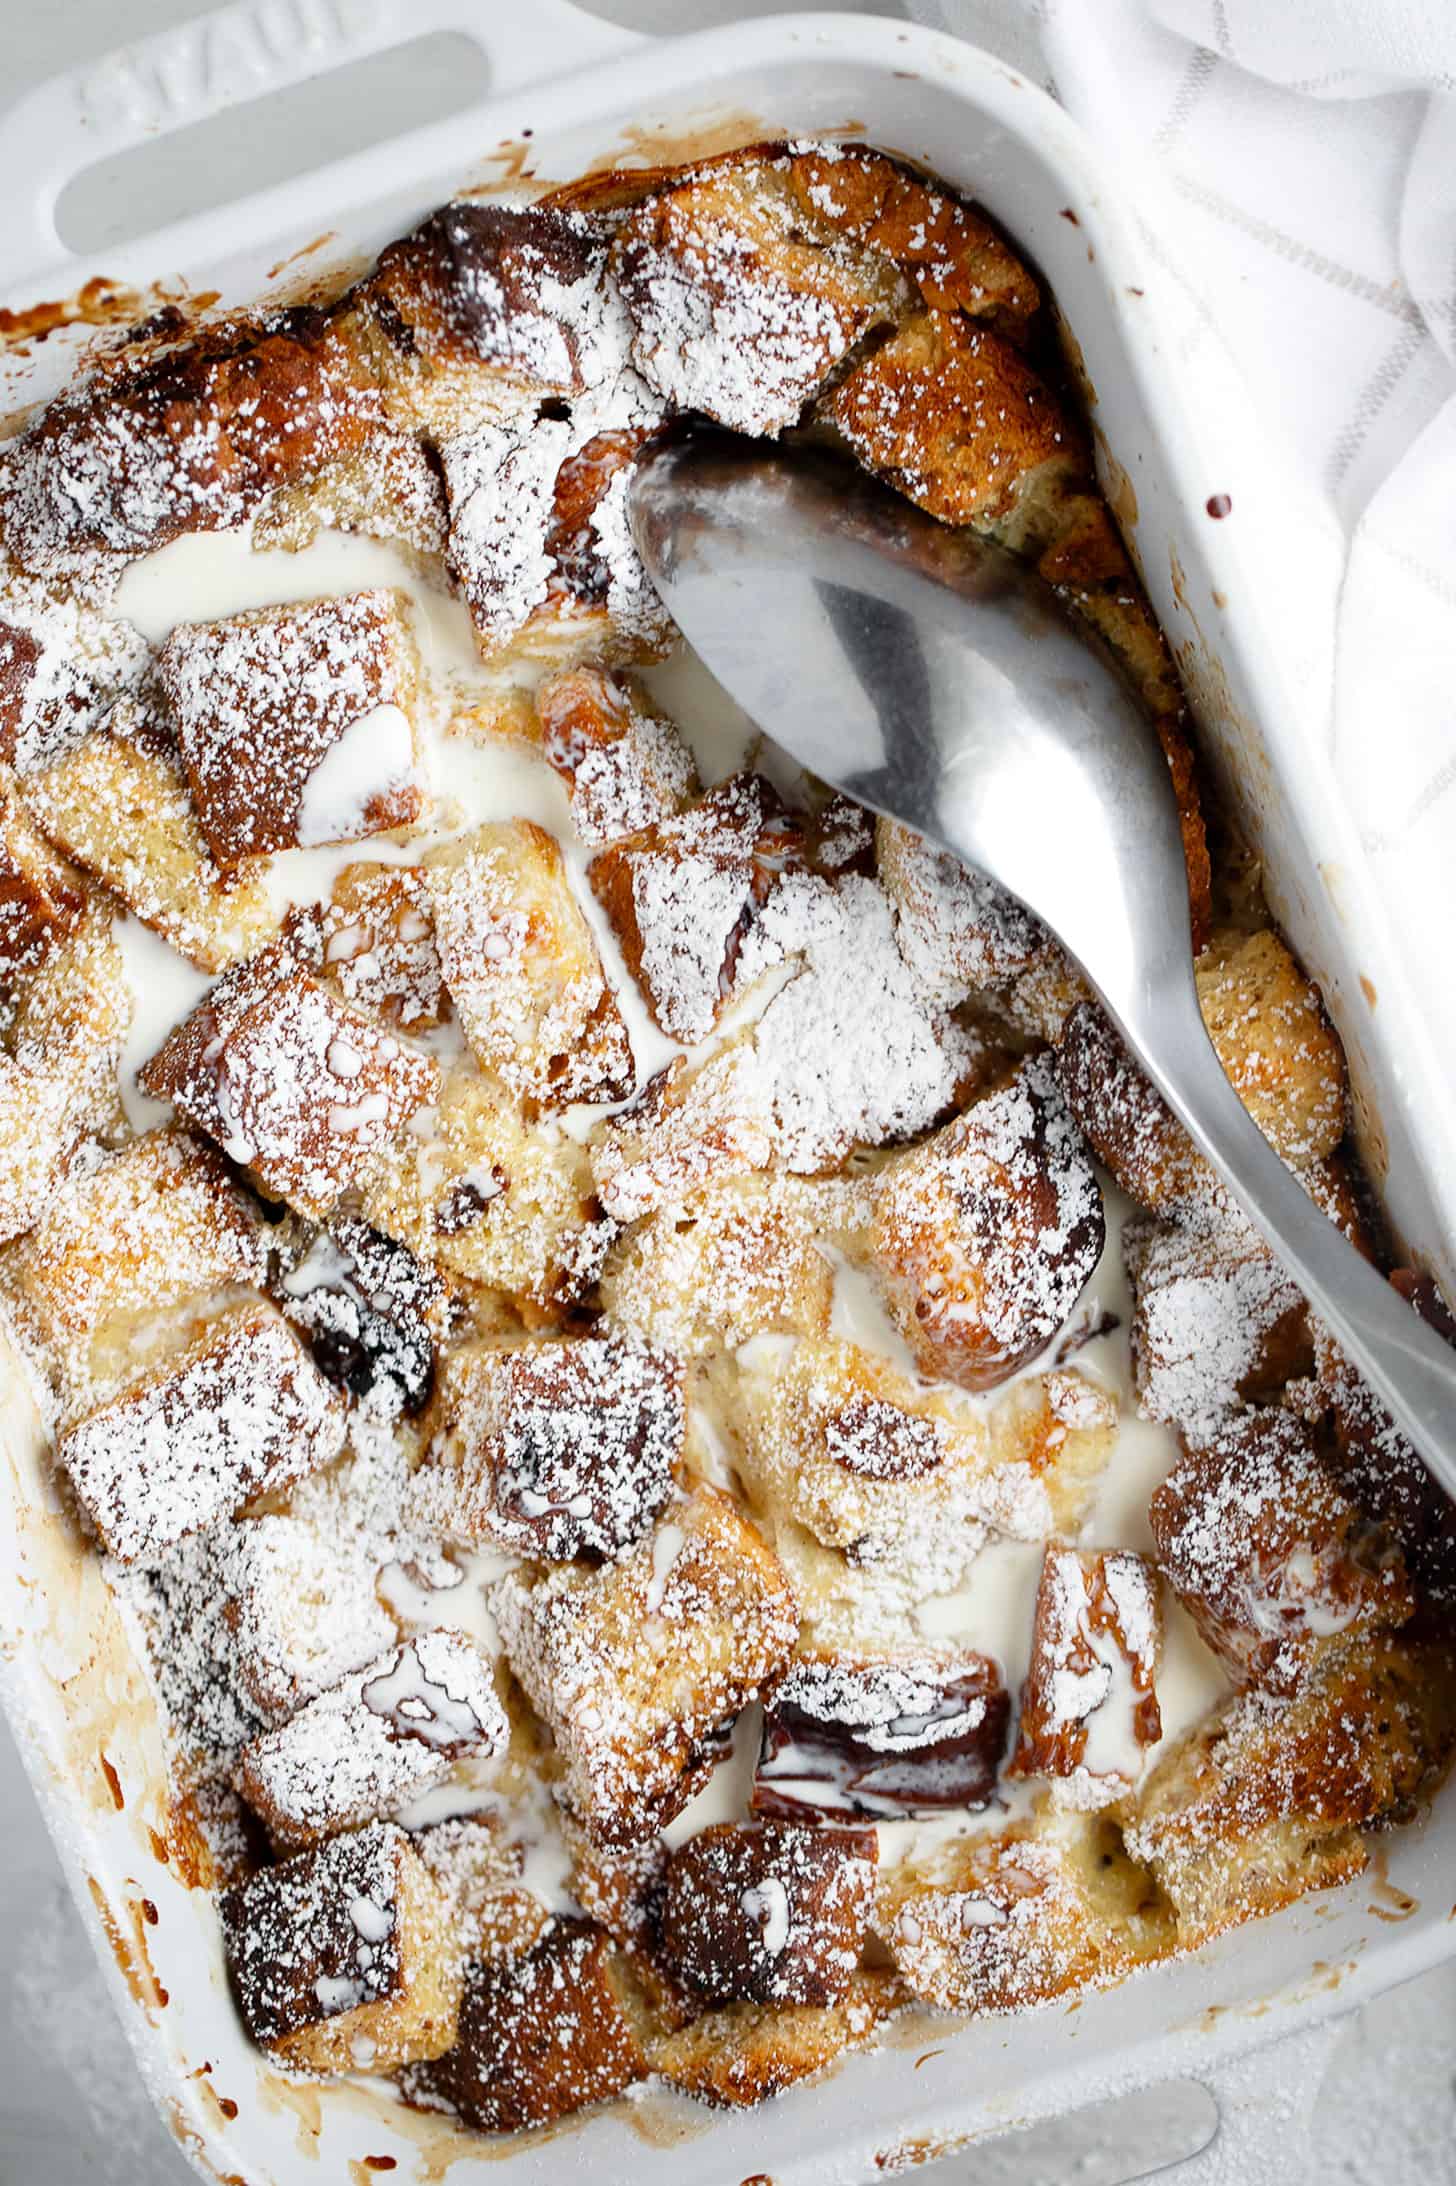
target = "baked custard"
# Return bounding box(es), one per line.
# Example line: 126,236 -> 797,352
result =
2,140 -> 1454,2131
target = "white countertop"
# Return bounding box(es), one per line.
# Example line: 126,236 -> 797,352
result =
2,4 -> 1455,2181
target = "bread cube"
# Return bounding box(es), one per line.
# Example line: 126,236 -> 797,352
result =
313,861 -> 445,1029
25,693 -> 277,971
0,559 -> 150,769
589,773 -> 804,1043
0,779 -> 87,991
274,1215 -> 444,1422
423,821 -> 632,1109
1125,1207 -> 1311,1437
870,1052 -> 1104,1390
437,415 -> 575,657
494,1486 -> 798,1843
3,308 -> 382,575
221,1819 -> 461,2072
754,1647 -> 1009,1821
600,1171 -> 852,1357
1,1125 -> 265,1407
736,1336 -> 1097,1607
879,1811 -> 1168,2014
0,903 -> 129,1244
251,425 -> 450,567
780,142 -> 1038,328
56,1300 -> 347,1562
1011,1548 -> 1163,1807
1123,1630 -> 1456,1947
823,309 -> 1078,535
358,202 -> 618,435
141,954 -> 439,1214
1058,931 -> 1346,1214
590,1047 -> 775,1223
613,161 -> 903,435
402,1919 -> 650,2131
876,815 -> 1047,999
662,1818 -> 875,2006
1149,1411 -> 1412,1692
358,1060 -> 613,1307
536,424 -> 674,663
409,1816 -> 545,1960
1296,1278 -> 1456,1606
158,590 -> 422,866
237,1629 -> 508,1850
649,1971 -> 897,2109
216,1512 -> 396,1724
536,665 -> 698,845
416,1333 -> 682,1560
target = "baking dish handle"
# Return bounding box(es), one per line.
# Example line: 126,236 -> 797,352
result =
0,0 -> 640,297
1152,2018 -> 1346,2185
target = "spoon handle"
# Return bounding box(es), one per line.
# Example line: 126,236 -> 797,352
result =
1131,976 -> 1456,1502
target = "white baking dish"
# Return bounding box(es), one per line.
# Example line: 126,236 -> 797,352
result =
3,7 -> 1454,2181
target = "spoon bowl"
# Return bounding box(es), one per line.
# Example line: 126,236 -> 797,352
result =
629,431 -> 1456,1497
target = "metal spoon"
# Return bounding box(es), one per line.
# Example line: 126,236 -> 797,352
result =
628,432 -> 1456,1498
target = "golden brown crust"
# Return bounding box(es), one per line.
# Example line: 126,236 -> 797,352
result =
648,1969 -> 899,2107
402,1919 -> 650,2131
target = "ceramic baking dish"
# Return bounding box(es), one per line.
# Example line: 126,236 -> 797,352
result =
2,7 -> 1454,2181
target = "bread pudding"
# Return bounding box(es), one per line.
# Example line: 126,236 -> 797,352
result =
2,138 -> 1453,2138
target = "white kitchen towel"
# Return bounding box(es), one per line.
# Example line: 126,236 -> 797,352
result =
910,0 -> 1456,1076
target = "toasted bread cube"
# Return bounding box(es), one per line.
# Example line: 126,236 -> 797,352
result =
600,1172 -> 847,1356
782,142 -> 1038,328
423,821 -> 632,1109
416,1333 -> 682,1560
217,1512 -> 396,1724
1012,1548 -> 1162,1807
880,1811 -> 1168,2014
876,816 -> 1047,999
536,665 -> 698,845
358,202 -> 618,434
536,424 -> 674,663
589,773 -> 804,1043
25,694 -> 277,971
221,1819 -> 461,2072
590,1047 -> 775,1223
824,309 -> 1078,536
359,1061 -> 614,1307
1,1125 -> 265,1407
0,1055 -> 91,1249
0,559 -> 151,769
56,1300 -> 347,1562
649,1969 -> 897,2109
1149,1412 -> 1412,1693
313,860 -> 445,1028
273,1216 -> 444,1422
662,1819 -> 876,2006
1059,932 -> 1346,1214
158,590 -> 422,866
402,1919 -> 650,2131
3,310 -> 383,575
613,162 -> 903,436
1123,1631 -> 1456,1947
0,779 -> 87,990
755,1647 -> 1009,1821
251,424 -> 450,566
1125,1208 -> 1311,1437
736,1336 -> 1108,1607
1295,1280 -> 1456,1605
870,1053 -> 1104,1391
0,618 -> 40,757
237,1630 -> 509,1850
409,1817 -> 544,1960
142,958 -> 439,1214
438,416 -> 574,657
494,1486 -> 798,1844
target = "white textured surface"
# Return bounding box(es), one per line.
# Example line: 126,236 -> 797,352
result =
2,3 -> 1455,2182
